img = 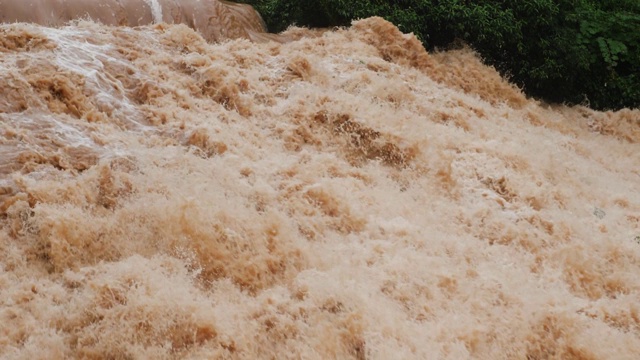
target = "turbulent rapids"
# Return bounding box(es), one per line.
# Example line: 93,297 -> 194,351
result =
0,0 -> 277,42
1,6 -> 640,360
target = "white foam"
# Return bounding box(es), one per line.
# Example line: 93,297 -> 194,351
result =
44,26 -> 152,131
143,0 -> 163,24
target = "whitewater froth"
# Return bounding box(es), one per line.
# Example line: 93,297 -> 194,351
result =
143,0 -> 163,24
0,14 -> 639,360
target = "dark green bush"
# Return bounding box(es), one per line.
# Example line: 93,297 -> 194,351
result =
238,0 -> 640,110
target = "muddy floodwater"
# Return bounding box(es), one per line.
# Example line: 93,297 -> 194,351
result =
1,6 -> 639,359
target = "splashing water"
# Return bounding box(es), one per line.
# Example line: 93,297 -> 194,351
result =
0,0 -> 269,42
143,0 -> 164,24
1,11 -> 639,360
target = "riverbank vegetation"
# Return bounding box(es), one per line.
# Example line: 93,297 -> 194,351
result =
240,0 -> 640,110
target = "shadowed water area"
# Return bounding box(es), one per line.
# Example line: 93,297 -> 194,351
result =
1,2 -> 640,359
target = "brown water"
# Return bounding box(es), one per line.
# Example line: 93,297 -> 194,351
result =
1,13 -> 640,360
0,0 -> 272,42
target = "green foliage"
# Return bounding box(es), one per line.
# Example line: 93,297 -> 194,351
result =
238,0 -> 640,110
568,7 -> 640,108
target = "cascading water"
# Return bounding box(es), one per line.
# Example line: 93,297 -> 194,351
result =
1,5 -> 639,359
